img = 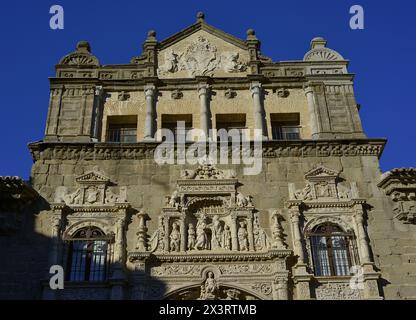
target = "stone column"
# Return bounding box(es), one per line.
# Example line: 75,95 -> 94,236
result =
144,84 -> 156,140
164,217 -> 170,252
354,205 -> 371,264
135,211 -> 149,252
246,215 -> 254,251
198,84 -> 210,139
230,214 -> 238,251
250,82 -> 267,140
304,85 -> 320,139
180,218 -> 186,252
289,207 -> 305,263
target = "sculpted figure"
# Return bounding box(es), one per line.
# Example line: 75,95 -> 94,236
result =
187,224 -> 196,250
236,192 -> 248,207
158,49 -> 181,75
222,225 -> 232,250
194,214 -> 208,250
211,215 -> 223,250
168,190 -> 181,209
238,221 -> 249,251
169,222 -> 181,252
200,272 -> 218,299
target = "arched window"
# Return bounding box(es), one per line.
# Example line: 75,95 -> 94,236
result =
308,223 -> 356,277
66,227 -> 111,282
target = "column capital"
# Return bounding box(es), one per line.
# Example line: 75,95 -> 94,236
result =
198,83 -> 211,97
303,84 -> 314,95
144,84 -> 156,96
250,81 -> 262,96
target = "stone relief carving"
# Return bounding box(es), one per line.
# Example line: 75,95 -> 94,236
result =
54,167 -> 127,206
157,36 -> 247,77
378,168 -> 416,224
237,221 -> 249,251
251,283 -> 272,296
199,272 -> 219,300
290,165 -> 356,202
59,41 -> 100,66
169,221 -> 181,252
315,283 -> 362,300
147,163 -> 274,254
392,192 -> 416,224
269,210 -> 287,249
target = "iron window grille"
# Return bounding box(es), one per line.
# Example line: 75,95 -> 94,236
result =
65,227 -> 113,282
307,223 -> 358,277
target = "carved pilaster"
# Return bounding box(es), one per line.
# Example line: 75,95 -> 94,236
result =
135,211 -> 149,252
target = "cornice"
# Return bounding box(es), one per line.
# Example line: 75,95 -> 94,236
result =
128,249 -> 292,263
28,139 -> 387,162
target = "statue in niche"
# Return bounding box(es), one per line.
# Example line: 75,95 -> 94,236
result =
211,215 -> 223,250
253,214 -> 268,251
187,224 -> 196,250
169,222 -> 181,252
194,214 -> 208,250
238,221 -> 249,251
222,225 -> 232,250
149,216 -> 166,252
199,272 -> 219,300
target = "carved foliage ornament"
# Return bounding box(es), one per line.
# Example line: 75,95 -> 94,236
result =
158,36 -> 247,77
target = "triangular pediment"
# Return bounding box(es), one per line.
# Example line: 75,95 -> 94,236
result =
76,168 -> 110,185
304,165 -> 339,180
157,20 -> 250,78
158,20 -> 247,51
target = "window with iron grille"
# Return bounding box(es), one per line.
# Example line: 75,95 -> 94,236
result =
65,227 -> 112,282
308,223 -> 356,277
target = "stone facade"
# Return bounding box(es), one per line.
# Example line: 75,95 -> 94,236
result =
0,13 -> 415,300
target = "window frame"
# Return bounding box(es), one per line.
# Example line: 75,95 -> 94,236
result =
64,227 -> 113,283
306,223 -> 358,277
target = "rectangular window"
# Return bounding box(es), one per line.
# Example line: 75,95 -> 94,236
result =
106,115 -> 137,143
161,114 -> 193,141
216,113 -> 246,141
270,113 -> 301,140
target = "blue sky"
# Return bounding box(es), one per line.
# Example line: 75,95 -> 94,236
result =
0,1 -> 415,179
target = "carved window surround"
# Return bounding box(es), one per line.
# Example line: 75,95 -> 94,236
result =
49,167 -> 130,287
286,165 -> 382,300
378,168 -> 416,224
